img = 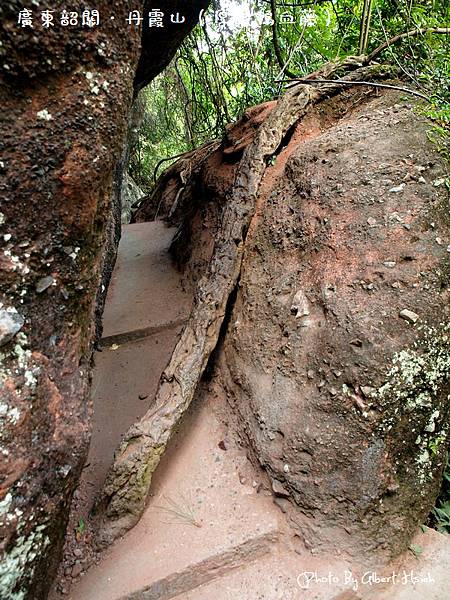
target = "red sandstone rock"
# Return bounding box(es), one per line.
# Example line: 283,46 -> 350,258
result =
0,1 -> 207,597
220,92 -> 450,560
151,87 -> 449,561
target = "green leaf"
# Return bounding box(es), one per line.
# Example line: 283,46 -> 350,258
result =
408,544 -> 423,558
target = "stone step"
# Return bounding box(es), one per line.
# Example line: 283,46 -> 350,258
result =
171,547 -> 356,600
74,221 -> 192,516
171,528 -> 450,600
83,329 -> 185,513
102,221 -> 191,339
67,391 -> 281,600
121,533 -> 276,600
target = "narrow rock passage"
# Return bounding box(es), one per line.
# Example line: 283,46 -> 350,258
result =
56,220 -> 289,599
53,217 -> 450,600
84,221 -> 192,514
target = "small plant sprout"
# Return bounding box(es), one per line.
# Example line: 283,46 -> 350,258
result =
75,517 -> 85,541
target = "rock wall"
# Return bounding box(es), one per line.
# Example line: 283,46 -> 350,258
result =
0,1 -> 207,598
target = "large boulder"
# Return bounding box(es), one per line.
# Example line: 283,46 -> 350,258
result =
142,86 -> 449,561
0,1 -> 207,598
0,5 -> 142,598
220,92 -> 449,559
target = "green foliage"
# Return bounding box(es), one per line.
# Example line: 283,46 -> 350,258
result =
129,0 -> 449,188
74,517 -> 85,541
432,456 -> 450,533
423,110 -> 450,176
128,77 -> 192,190
424,105 -> 450,126
433,501 -> 450,533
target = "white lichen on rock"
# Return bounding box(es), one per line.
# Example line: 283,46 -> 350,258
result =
415,447 -> 430,484
84,69 -> 110,98
0,403 -> 20,425
0,331 -> 39,393
376,323 -> 449,410
374,322 -> 450,484
0,519 -> 50,600
14,342 -> 38,389
2,249 -> 30,275
424,410 -> 440,433
0,331 -> 46,595
36,109 -> 53,121
0,492 -> 13,519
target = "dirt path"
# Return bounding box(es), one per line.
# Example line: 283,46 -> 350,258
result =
84,222 -> 192,512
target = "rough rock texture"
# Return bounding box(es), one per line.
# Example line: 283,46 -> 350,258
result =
220,92 -> 450,559
0,1 -> 207,598
0,5 -> 142,599
120,173 -> 144,224
135,84 -> 449,561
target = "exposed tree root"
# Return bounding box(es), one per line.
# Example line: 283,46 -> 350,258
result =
132,139 -> 220,222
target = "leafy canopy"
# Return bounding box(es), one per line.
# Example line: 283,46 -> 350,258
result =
129,0 -> 449,189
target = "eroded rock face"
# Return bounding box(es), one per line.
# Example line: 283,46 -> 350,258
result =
121,173 -> 144,224
0,4 -> 142,598
153,88 -> 449,561
220,94 -> 449,559
134,102 -> 277,291
0,1 -> 207,597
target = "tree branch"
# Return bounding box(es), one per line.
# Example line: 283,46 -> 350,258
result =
283,78 -> 430,100
365,27 -> 450,64
358,0 -> 373,55
269,0 -> 296,79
